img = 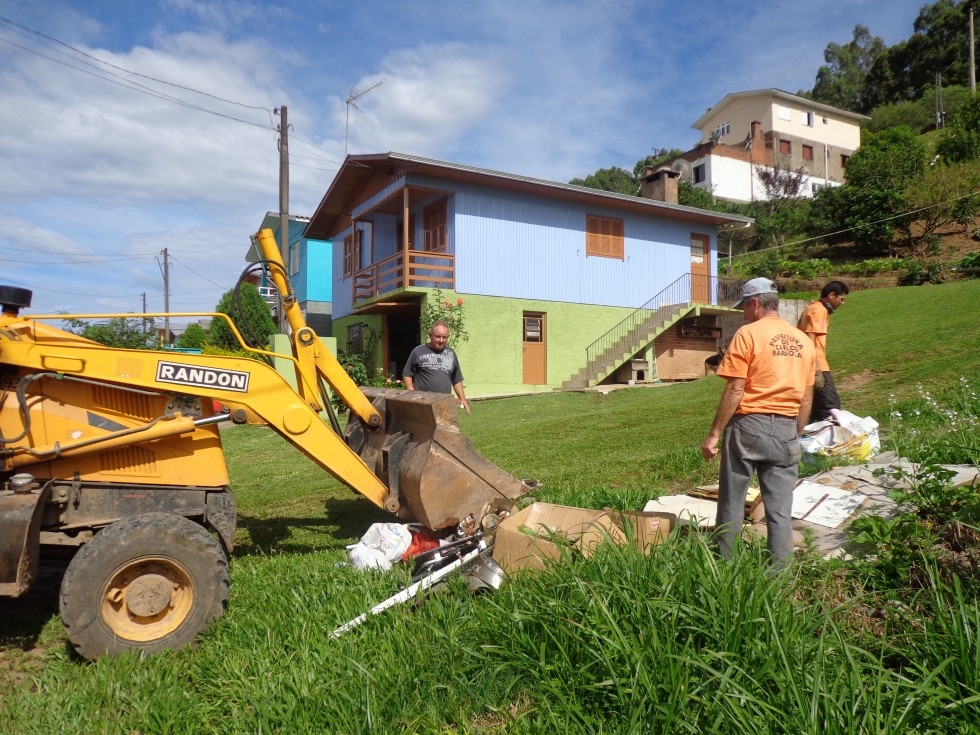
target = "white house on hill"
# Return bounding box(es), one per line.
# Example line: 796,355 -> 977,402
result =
668,89 -> 870,204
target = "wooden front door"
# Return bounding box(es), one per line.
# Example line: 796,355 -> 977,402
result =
522,312 -> 547,385
690,234 -> 710,303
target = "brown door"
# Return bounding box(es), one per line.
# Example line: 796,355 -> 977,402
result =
522,312 -> 547,384
690,234 -> 710,303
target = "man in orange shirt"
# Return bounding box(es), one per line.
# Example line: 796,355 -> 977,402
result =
797,280 -> 849,423
702,278 -> 815,567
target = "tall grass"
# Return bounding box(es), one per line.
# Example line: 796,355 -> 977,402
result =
0,281 -> 978,733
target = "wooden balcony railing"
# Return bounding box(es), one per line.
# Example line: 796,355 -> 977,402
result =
353,250 -> 455,305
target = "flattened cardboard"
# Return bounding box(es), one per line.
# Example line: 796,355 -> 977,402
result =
643,495 -> 717,528
491,502 -> 626,574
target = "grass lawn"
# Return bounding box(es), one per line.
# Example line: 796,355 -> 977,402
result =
0,279 -> 978,733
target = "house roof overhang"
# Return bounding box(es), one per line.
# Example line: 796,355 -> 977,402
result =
691,89 -> 872,131
246,212 -> 312,263
304,152 -> 753,241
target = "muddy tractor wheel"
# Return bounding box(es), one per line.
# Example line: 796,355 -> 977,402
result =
60,513 -> 230,659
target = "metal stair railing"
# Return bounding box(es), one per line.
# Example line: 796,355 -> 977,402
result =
581,274 -> 742,384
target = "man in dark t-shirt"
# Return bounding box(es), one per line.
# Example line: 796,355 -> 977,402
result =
403,320 -> 470,414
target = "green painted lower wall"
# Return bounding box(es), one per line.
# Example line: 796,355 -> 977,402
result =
334,293 -> 634,398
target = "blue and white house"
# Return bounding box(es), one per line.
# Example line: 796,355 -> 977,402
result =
302,153 -> 752,397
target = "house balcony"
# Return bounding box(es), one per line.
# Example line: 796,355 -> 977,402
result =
352,249 -> 455,306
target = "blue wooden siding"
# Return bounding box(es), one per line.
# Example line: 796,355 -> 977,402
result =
452,182 -> 714,308
331,175 -> 717,319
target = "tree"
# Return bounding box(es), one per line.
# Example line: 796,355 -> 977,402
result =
677,180 -> 718,210
864,1 -> 970,109
570,148 -> 686,198
209,283 -> 277,351
844,126 -> 928,192
810,25 -> 886,112
868,85 -> 972,133
568,166 -> 637,196
936,94 -> 980,164
631,148 -> 685,180
179,322 -> 208,349
903,159 -> 980,247
756,164 -> 809,214
63,316 -> 157,349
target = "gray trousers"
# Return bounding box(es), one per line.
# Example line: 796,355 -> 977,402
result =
716,413 -> 801,566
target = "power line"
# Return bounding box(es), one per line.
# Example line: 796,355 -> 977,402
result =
0,17 -> 269,112
1,18 -> 346,172
168,253 -> 228,289
0,254 -> 150,264
0,276 -> 144,299
731,187 -> 980,258
0,22 -> 275,131
1,244 -> 157,256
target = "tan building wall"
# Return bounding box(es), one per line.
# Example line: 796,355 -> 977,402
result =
696,90 -> 864,150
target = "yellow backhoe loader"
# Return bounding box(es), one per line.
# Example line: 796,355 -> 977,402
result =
0,229 -> 526,659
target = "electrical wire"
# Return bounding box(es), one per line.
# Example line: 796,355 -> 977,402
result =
168,253 -> 228,289
729,187 -> 980,258
0,17 -> 270,112
0,253 -> 151,264
0,24 -> 275,131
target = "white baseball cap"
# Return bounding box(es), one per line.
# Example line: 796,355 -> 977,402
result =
732,277 -> 778,308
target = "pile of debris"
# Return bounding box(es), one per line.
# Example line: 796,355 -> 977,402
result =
332,406 -> 979,635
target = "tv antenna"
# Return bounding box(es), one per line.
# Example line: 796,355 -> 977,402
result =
345,80 -> 383,155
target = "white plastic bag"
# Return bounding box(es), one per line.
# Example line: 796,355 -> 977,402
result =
346,522 -> 413,571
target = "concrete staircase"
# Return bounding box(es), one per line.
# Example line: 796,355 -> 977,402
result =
561,274 -> 743,390
561,303 -> 692,389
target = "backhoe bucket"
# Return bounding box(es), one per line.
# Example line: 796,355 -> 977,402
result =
344,388 -> 529,531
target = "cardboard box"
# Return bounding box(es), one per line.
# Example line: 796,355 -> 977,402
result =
608,510 -> 675,554
491,502 -> 626,574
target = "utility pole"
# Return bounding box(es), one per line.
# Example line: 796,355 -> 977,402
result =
162,249 -> 170,346
276,105 -> 289,333
156,249 -> 170,346
971,6 -> 977,94
936,73 -> 945,128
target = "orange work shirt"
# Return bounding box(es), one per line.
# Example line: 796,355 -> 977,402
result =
717,315 -> 816,417
797,300 -> 830,372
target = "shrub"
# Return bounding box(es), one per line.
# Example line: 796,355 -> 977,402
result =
897,261 -> 944,286
419,289 -> 469,348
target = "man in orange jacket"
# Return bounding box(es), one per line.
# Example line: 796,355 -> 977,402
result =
702,278 -> 815,568
797,280 -> 849,423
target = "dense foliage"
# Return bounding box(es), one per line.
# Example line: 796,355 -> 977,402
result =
63,315 -> 158,349
811,1 -> 980,114
178,322 -> 208,349
208,282 -> 277,351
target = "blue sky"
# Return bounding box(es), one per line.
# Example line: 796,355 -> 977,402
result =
1,0 -> 927,316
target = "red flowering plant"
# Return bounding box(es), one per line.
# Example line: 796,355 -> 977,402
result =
419,289 -> 469,349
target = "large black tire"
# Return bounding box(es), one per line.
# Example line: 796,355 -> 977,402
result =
60,513 -> 230,659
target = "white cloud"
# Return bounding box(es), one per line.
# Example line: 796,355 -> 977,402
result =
0,0 -> 935,315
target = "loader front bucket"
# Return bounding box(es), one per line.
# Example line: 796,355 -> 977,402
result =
343,388 -> 529,531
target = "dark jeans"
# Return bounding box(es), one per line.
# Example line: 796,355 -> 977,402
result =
716,413 -> 801,567
810,371 -> 841,423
